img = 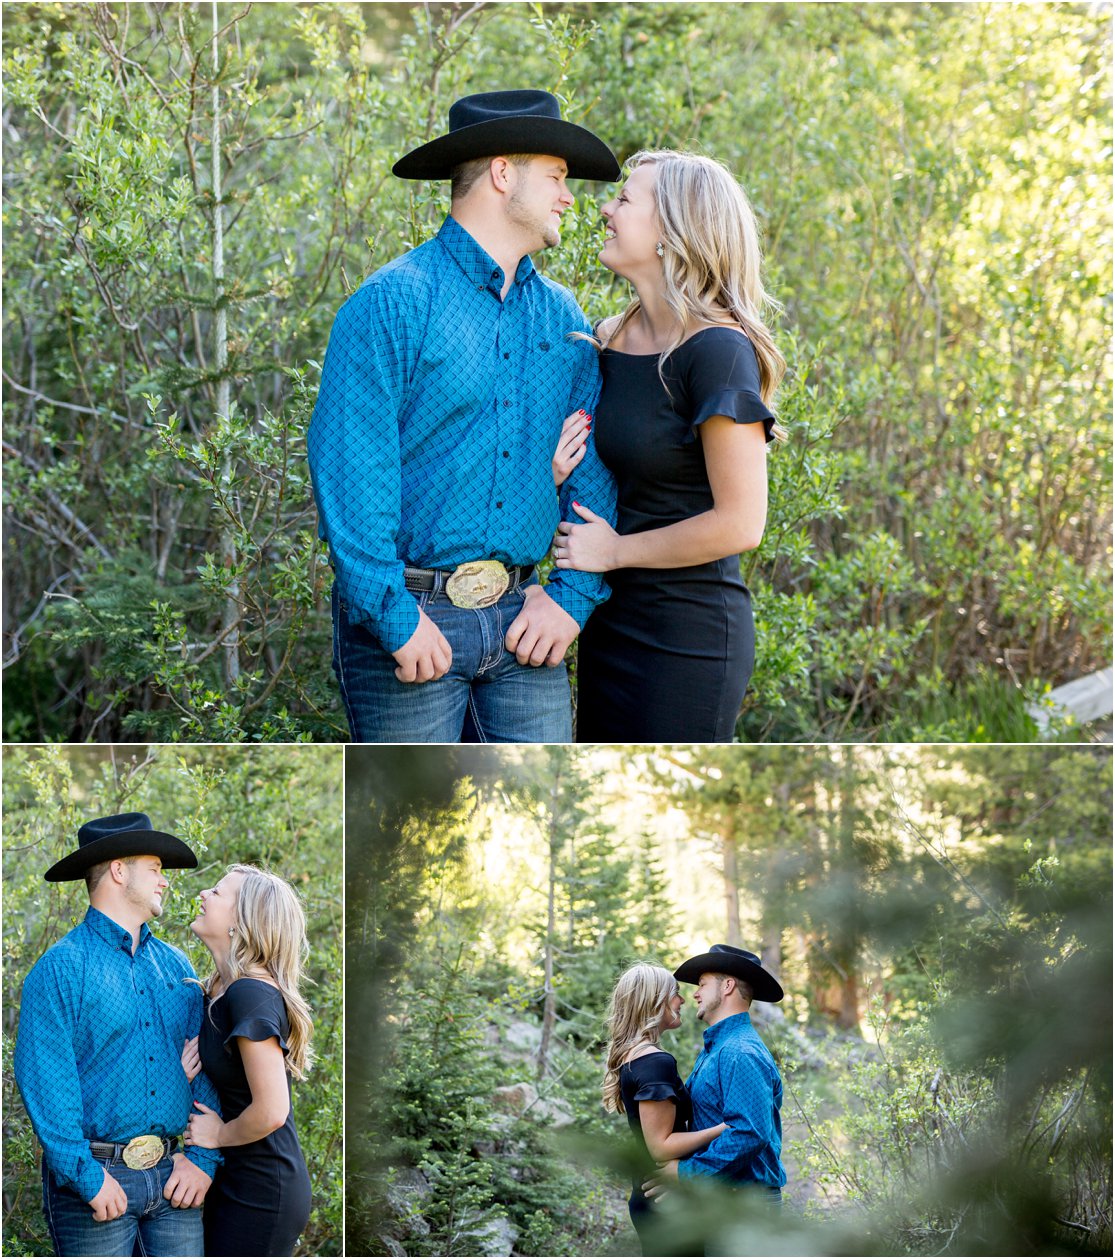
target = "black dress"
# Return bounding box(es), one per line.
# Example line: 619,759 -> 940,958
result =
199,978 -> 312,1257
577,327 -> 775,742
620,1050 -> 693,1256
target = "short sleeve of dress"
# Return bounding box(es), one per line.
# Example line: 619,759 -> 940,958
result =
628,1052 -> 682,1103
221,980 -> 290,1055
680,329 -> 776,444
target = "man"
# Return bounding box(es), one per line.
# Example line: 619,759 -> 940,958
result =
308,89 -> 620,742
647,944 -> 786,1207
14,813 -> 221,1257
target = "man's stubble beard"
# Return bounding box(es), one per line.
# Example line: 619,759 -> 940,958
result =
507,187 -> 560,251
123,875 -> 163,920
698,992 -> 722,1025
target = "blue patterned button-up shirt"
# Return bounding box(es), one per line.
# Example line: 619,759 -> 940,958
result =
680,1011 -> 785,1187
308,214 -> 617,652
14,907 -> 222,1202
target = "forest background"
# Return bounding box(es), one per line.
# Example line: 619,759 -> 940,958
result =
1,743 -> 345,1257
2,1 -> 1111,743
346,743 -> 1112,1257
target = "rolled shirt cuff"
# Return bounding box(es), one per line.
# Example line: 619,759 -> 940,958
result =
544,578 -> 606,630
340,579 -> 421,654
184,1143 -> 221,1179
72,1155 -> 108,1204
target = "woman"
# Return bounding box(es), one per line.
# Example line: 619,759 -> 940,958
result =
181,864 -> 313,1257
602,963 -> 728,1255
552,150 -> 785,742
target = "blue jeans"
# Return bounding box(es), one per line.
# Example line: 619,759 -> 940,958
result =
43,1154 -> 204,1257
332,580 -> 573,742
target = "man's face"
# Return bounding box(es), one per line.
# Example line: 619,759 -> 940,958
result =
693,973 -> 726,1025
506,155 -> 574,250
122,856 -> 168,920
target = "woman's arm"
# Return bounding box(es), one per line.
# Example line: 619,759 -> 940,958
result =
184,1037 -> 290,1149
637,1099 -> 728,1162
553,416 -> 768,572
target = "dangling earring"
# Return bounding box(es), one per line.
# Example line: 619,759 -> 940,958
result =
228,927 -> 235,938
655,241 -> 665,258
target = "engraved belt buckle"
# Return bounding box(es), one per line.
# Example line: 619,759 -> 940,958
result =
123,1134 -> 165,1170
445,560 -> 510,609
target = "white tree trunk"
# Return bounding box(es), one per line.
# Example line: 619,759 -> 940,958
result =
211,1 -> 239,684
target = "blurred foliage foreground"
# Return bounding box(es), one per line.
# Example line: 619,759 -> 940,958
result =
1,745 -> 344,1256
2,1 -> 1111,741
344,745 -> 1112,1257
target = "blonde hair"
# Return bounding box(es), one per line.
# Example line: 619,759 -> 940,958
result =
601,963 -> 679,1114
604,149 -> 786,436
204,864 -> 314,1080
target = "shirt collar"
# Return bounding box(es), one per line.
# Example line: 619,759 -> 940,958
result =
84,905 -> 153,954
702,1009 -> 752,1050
437,214 -> 537,295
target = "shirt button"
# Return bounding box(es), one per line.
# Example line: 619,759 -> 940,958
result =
151,1089 -> 156,1096
503,400 -> 511,408
502,451 -> 510,458
503,352 -> 510,359
496,501 -> 503,508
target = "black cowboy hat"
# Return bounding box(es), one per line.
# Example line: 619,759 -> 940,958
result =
673,944 -> 785,1003
45,812 -> 198,883
393,89 -> 620,182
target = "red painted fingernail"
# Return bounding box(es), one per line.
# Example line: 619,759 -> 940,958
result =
586,414 -> 593,422
573,501 -> 581,507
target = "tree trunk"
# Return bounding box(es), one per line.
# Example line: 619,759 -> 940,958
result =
537,776 -> 560,1080
833,747 -> 860,1029
721,816 -> 742,946
211,1 -> 239,685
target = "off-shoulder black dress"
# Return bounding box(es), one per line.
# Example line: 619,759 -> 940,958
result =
199,978 -> 312,1257
576,328 -> 775,742
620,1050 -> 693,1255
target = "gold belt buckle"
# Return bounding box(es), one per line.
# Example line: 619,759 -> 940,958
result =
123,1134 -> 165,1170
445,560 -> 510,609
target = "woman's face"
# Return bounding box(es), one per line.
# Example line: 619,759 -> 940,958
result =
659,986 -> 685,1032
599,162 -> 661,278
190,869 -> 245,945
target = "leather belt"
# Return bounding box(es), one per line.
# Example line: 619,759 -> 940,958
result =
403,562 -> 534,609
89,1136 -> 177,1169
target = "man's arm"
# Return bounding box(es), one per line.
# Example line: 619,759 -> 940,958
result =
677,1053 -> 774,1181
178,1062 -> 223,1185
307,280 -> 423,654
174,969 -> 222,1186
505,331 -> 616,665
546,331 -> 617,626
13,957 -> 107,1204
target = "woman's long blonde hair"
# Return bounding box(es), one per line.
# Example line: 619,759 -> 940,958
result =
204,863 -> 314,1080
604,149 -> 786,422
601,963 -> 680,1114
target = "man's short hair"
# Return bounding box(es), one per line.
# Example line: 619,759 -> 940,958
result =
450,152 -> 535,200
711,972 -> 755,1004
85,854 -> 139,895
